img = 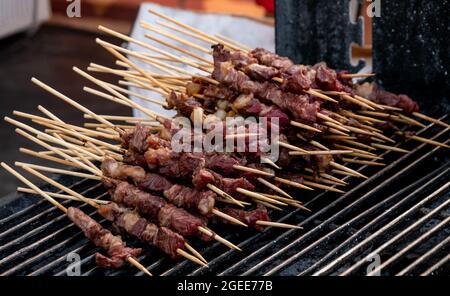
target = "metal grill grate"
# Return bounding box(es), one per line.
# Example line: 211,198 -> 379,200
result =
0,117 -> 448,276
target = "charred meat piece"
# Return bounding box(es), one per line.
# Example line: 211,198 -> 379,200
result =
101,157 -> 145,183
67,207 -> 142,268
355,82 -> 419,113
164,184 -> 216,217
221,204 -> 269,231
192,168 -> 255,199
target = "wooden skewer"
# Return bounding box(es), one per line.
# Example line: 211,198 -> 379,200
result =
101,46 -> 171,94
322,135 -> 357,141
395,113 -> 426,128
352,95 -> 386,110
84,114 -> 155,122
198,226 -> 242,251
274,177 -> 314,191
340,73 -> 375,78
343,125 -> 375,136
184,242 -> 208,264
396,132 -> 450,149
257,177 -> 293,199
339,139 -> 377,151
329,161 -> 368,179
289,150 -> 353,156
156,21 -> 215,46
255,220 -> 303,229
290,120 -> 323,133
98,25 -> 205,70
20,147 -> 82,168
300,173 -> 346,187
147,8 -> 241,51
340,94 -> 375,110
15,162 -> 102,180
12,126 -> 100,175
0,162 -> 152,275
215,34 -> 252,51
303,168 -> 346,185
316,113 -> 344,126
30,77 -> 121,133
328,128 -> 350,136
308,140 -> 330,151
236,188 -> 288,206
371,143 -> 409,153
340,110 -> 386,124
13,110 -> 120,141
323,121 -> 350,133
333,144 -> 378,157
341,158 -> 385,166
372,131 -> 396,144
212,209 -> 247,227
177,248 -> 208,268
17,187 -> 110,204
278,141 -> 307,153
232,164 -> 274,177
141,21 -> 212,56
73,67 -> 163,121
348,152 -> 383,160
412,112 -> 450,129
304,89 -> 338,103
261,157 -> 281,169
255,200 -> 283,211
301,179 -> 345,193
206,184 -> 245,208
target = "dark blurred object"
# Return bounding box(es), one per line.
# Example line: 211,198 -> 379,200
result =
373,0 -> 450,113
275,0 -> 364,72
0,25 -> 131,197
255,0 -> 274,15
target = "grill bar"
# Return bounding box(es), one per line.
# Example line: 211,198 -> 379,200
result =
397,236 -> 450,276
0,118 -> 448,276
338,182 -> 449,275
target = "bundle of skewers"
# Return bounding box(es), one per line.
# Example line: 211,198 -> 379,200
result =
2,9 -> 449,276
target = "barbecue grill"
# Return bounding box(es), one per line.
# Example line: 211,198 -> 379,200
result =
0,1 -> 449,276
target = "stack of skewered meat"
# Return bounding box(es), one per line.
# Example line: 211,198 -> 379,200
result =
2,9 -> 449,275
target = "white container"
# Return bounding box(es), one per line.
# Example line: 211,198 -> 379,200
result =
0,0 -> 50,39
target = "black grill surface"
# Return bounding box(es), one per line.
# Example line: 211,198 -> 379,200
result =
0,118 -> 448,276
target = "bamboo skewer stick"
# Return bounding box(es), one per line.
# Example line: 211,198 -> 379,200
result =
17,187 -> 110,204
10,124 -> 101,175
141,21 -> 212,55
257,177 -> 294,199
31,78 -> 121,133
371,143 -> 409,153
0,162 -> 152,275
412,112 -> 450,129
340,73 -> 375,79
274,177 -> 314,191
289,150 -> 353,156
98,25 -> 206,70
197,226 -> 242,251
206,184 -> 245,208
329,161 -> 368,179
255,220 -> 303,229
396,132 -> 450,149
148,9 -> 241,51
341,158 -> 385,166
